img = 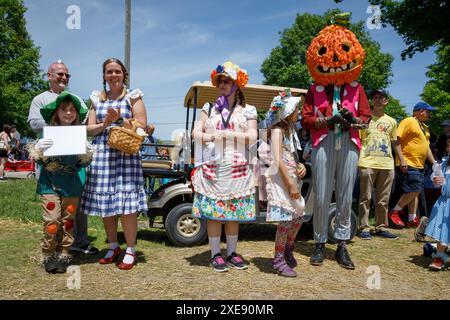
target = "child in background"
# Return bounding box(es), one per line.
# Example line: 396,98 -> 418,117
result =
425,138 -> 450,270
29,91 -> 91,273
263,89 -> 306,277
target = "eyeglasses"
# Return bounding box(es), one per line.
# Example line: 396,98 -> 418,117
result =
55,72 -> 71,79
218,78 -> 233,85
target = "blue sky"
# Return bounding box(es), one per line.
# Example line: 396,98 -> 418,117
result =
23,0 -> 437,139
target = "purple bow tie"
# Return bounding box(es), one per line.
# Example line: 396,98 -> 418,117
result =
215,84 -> 237,114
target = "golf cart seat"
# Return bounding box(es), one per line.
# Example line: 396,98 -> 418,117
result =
142,159 -> 185,179
142,159 -> 172,170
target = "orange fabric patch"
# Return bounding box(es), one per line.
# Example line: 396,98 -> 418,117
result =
46,223 -> 58,234
66,204 -> 76,215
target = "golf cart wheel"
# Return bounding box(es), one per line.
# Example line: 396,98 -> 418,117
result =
327,204 -> 358,244
165,203 -> 207,246
27,172 -> 36,179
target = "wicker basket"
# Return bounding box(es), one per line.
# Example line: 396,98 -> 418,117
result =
107,119 -> 144,155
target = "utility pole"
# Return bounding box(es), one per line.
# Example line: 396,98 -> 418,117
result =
125,0 -> 131,88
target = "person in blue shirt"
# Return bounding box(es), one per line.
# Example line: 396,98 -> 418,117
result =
141,124 -> 157,193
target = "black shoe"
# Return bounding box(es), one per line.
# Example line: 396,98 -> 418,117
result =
335,245 -> 355,270
55,254 -> 72,273
310,243 -> 325,266
43,255 -> 58,273
70,244 -> 99,255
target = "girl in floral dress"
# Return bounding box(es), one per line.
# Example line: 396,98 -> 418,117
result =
192,61 -> 257,272
262,90 -> 306,277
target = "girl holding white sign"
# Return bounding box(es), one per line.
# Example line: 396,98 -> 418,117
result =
29,91 -> 91,274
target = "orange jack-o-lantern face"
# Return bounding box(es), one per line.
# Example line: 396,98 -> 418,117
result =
307,25 -> 365,86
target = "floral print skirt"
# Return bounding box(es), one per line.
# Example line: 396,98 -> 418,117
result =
192,192 -> 256,222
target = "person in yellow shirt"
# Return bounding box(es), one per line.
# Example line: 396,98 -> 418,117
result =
358,90 -> 405,239
388,102 -> 438,228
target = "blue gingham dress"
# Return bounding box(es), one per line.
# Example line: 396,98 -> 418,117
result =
425,158 -> 450,245
81,89 -> 148,217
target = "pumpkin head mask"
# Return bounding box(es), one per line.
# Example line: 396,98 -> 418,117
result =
306,13 -> 365,86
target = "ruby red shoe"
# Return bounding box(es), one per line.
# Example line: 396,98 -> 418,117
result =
388,210 -> 405,228
429,257 -> 445,270
118,252 -> 136,270
405,217 -> 420,228
99,247 -> 122,264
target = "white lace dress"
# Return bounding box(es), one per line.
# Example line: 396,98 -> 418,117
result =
263,134 -> 305,222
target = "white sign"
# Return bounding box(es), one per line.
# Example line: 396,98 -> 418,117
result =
43,125 -> 86,156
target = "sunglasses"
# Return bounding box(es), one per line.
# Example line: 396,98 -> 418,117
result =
55,72 -> 71,79
218,78 -> 233,85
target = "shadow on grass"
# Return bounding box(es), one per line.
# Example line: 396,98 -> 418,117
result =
237,222 -> 314,242
407,254 -> 432,269
250,257 -> 275,274
72,249 -> 147,266
184,250 -> 215,267
134,229 -> 173,246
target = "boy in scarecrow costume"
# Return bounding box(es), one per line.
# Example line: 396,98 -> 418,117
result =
301,13 -> 371,269
29,91 -> 92,273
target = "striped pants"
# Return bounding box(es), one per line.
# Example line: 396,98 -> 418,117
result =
311,131 -> 359,243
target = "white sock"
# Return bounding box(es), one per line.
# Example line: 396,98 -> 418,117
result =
209,237 -> 221,258
408,214 -> 416,222
123,247 -> 136,264
226,235 -> 238,257
393,205 -> 402,211
104,242 -> 119,259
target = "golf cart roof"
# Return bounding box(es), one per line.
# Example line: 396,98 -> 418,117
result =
184,81 -> 307,111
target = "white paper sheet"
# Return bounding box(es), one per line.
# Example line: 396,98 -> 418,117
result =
43,125 -> 87,156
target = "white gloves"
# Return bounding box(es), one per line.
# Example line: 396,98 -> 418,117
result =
35,138 -> 54,152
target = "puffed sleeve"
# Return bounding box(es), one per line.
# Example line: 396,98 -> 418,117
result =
90,90 -> 102,109
201,102 -> 213,114
243,104 -> 257,120
125,89 -> 144,105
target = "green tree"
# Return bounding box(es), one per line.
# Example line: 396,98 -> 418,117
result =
0,0 -> 46,136
261,10 -> 393,93
335,0 -> 450,60
421,44 -> 450,135
383,95 -> 408,123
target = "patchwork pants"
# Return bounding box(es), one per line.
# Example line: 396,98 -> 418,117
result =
41,194 -> 79,255
311,131 -> 359,243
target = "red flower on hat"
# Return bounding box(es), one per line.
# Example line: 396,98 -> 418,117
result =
210,69 -> 218,81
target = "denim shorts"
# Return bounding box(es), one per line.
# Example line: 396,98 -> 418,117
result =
397,167 -> 424,193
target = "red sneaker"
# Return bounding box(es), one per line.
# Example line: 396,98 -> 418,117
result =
388,210 -> 405,228
429,257 -> 445,270
405,216 -> 420,228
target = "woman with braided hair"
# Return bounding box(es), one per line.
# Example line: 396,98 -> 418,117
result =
81,58 -> 147,270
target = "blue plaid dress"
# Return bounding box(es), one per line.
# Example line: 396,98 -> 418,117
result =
81,90 -> 147,217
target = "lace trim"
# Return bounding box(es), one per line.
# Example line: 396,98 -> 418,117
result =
264,171 -> 297,214
90,90 -> 101,107
192,170 -> 255,200
126,88 -> 144,100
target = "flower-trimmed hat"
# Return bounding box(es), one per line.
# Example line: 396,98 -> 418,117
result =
265,89 -> 301,128
40,91 -> 88,123
211,61 -> 249,88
